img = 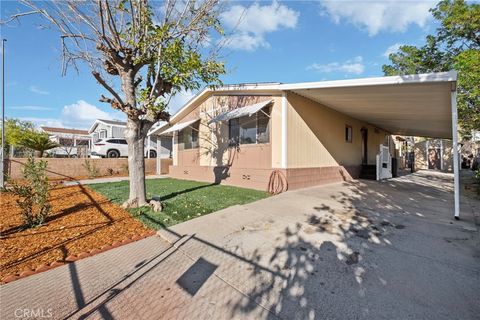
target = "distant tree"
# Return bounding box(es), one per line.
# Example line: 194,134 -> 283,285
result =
4,0 -> 225,208
383,0 -> 480,135
19,132 -> 58,158
57,134 -> 77,158
0,118 -> 36,157
1,118 -> 35,147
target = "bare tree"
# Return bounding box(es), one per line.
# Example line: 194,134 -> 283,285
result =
56,134 -> 75,158
4,0 -> 225,208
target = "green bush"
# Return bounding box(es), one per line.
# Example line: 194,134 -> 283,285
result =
9,156 -> 52,228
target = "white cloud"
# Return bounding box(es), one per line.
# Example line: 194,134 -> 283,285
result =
62,100 -> 125,128
29,85 -> 50,95
307,56 -> 365,75
383,43 -> 403,57
21,100 -> 125,129
19,117 -> 64,129
319,0 -> 436,36
220,1 -> 299,51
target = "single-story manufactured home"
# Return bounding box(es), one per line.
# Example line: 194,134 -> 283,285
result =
41,126 -> 91,158
150,71 -> 461,218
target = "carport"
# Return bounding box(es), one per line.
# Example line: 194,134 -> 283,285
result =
277,71 -> 459,218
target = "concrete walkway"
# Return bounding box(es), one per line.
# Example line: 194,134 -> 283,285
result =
64,174 -> 166,186
2,171 -> 479,319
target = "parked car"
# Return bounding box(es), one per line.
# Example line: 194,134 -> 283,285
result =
90,139 -> 157,158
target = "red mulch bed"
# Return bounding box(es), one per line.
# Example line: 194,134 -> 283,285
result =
0,185 -> 152,283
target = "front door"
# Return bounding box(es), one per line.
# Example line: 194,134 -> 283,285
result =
361,128 -> 368,165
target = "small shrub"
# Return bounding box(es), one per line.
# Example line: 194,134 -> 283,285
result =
82,159 -> 100,178
106,168 -> 115,176
9,156 -> 51,228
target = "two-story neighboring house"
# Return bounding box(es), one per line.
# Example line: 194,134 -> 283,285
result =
41,126 -> 91,158
89,119 -> 172,158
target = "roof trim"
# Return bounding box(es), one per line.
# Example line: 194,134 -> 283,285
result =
41,126 -> 89,135
278,71 -> 457,91
88,119 -> 127,133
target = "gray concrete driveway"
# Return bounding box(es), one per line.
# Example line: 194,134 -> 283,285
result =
1,171 -> 479,319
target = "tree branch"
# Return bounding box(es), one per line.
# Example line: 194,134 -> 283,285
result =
92,71 -> 125,106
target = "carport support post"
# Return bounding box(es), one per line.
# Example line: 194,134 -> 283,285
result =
451,90 -> 460,219
281,92 -> 288,168
156,136 -> 162,175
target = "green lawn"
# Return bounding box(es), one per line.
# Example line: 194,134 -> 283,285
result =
88,178 -> 269,230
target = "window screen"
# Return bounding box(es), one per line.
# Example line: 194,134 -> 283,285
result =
229,118 -> 240,146
257,107 -> 270,143
239,116 -> 256,144
228,106 -> 270,145
179,120 -> 200,150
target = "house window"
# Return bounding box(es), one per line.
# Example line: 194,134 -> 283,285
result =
178,121 -> 200,150
59,138 -> 74,146
76,140 -> 89,146
345,125 -> 352,143
99,129 -> 107,138
229,107 -> 271,146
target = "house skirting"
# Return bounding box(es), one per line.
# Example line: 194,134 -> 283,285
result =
168,165 -> 358,191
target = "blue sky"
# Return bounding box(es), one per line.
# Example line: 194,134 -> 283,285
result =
1,0 -> 440,129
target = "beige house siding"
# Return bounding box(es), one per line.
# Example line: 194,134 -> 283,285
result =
286,92 -> 387,169
173,93 -> 279,169
166,90 -> 391,190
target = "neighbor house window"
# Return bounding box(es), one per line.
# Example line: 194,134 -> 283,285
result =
59,138 -> 74,146
76,140 -> 89,146
178,120 -> 200,150
99,129 -> 107,138
345,125 -> 352,143
229,107 -> 271,146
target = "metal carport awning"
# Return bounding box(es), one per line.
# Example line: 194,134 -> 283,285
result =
278,71 -> 460,218
208,99 -> 273,124
160,118 -> 199,134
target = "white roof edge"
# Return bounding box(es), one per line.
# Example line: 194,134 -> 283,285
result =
148,123 -> 168,136
168,83 -> 282,123
169,87 -> 212,123
88,119 -> 127,133
278,71 -> 457,91
88,120 -> 99,134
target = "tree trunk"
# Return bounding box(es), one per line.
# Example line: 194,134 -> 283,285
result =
123,118 -> 148,208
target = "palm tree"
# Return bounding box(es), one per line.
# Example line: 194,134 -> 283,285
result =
20,132 -> 58,157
